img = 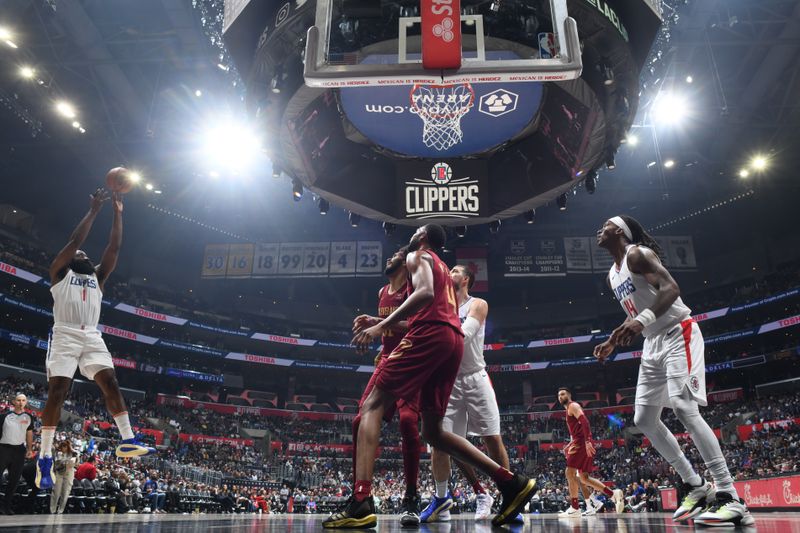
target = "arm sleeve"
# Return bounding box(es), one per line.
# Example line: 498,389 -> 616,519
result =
461,316 -> 481,341
577,414 -> 593,441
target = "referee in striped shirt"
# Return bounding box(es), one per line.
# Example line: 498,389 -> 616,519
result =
0,393 -> 36,515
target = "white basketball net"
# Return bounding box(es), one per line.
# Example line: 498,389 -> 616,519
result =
410,83 -> 475,151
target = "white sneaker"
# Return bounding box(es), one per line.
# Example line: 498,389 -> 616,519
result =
590,495 -> 603,512
694,492 -> 755,527
581,505 -> 597,516
438,509 -> 451,521
672,480 -> 714,522
558,506 -> 581,517
475,493 -> 495,520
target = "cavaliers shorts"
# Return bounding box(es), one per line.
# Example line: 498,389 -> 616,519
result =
46,325 -> 114,381
564,440 -> 595,473
374,323 -> 464,417
359,353 -> 421,421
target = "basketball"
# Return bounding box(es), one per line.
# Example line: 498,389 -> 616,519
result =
105,167 -> 135,194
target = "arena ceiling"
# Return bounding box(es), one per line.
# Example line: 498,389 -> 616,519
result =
0,0 -> 799,269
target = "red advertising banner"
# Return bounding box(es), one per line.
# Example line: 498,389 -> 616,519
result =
178,434 -> 254,447
707,387 -> 744,404
737,417 -> 800,441
661,474 -> 800,510
82,420 -> 164,445
156,394 -> 356,422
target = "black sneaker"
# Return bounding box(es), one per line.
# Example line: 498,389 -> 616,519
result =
400,493 -> 421,527
322,496 -> 377,529
492,474 -> 538,527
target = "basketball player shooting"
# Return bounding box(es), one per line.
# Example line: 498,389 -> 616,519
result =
36,188 -> 155,490
351,246 -> 423,526
420,265 -> 522,524
593,216 -> 753,527
556,387 -> 614,517
324,224 -> 536,529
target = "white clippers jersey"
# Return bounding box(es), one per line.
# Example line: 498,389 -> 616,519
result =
50,269 -> 102,328
458,296 -> 486,375
608,245 -> 691,338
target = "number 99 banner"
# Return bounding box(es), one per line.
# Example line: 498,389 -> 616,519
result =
202,241 -> 383,279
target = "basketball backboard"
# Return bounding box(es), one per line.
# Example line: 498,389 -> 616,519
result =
304,0 -> 582,88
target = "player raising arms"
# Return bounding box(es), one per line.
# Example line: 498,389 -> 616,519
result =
593,215 -> 753,527
351,246 -> 423,526
324,224 -> 536,529
36,188 -> 155,490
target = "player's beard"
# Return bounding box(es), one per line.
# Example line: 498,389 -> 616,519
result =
70,258 -> 95,275
384,260 -> 402,276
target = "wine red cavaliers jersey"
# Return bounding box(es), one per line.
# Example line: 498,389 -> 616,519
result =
407,250 -> 462,334
378,282 -> 407,356
566,402 -> 585,442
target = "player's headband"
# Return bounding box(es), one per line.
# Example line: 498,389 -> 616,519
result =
609,216 -> 633,241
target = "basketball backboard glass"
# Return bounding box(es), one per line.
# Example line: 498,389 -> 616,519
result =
304,0 -> 582,88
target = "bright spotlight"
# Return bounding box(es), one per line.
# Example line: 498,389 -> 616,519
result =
751,155 -> 768,171
71,121 -> 80,129
738,169 -> 749,179
154,190 -> 162,194
651,92 -> 688,125
0,27 -> 10,40
145,183 -> 154,191
209,170 -> 220,179
20,66 -> 35,79
195,89 -> 202,97
4,40 -> 17,49
129,172 -> 142,183
292,179 -> 303,201
201,119 -> 263,173
626,134 -> 639,146
664,159 -> 675,168
686,75 -> 693,83
55,101 -> 76,119
78,127 -> 86,134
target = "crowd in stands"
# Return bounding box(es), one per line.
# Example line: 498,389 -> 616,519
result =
3,369 -> 800,515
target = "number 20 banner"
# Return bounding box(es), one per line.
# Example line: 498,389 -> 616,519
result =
202,241 -> 383,279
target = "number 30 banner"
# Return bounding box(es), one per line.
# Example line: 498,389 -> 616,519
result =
202,242 -> 383,279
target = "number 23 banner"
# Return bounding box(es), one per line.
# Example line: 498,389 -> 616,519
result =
202,241 -> 383,279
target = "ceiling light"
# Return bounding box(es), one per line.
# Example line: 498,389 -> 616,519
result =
195,89 -> 202,97
664,159 -> 675,168
71,121 -> 80,129
557,193 -> 567,211
525,209 -> 536,224
4,40 -> 17,49
145,183 -> 154,191
129,172 -> 142,183
647,161 -> 657,168
751,155 -> 768,171
685,75 -> 693,83
20,66 -> 34,79
349,212 -> 361,227
651,92 -> 689,125
318,198 -> 329,215
626,134 -> 639,146
78,127 -> 86,134
738,169 -> 749,179
292,179 -> 303,201
154,190 -> 162,194
55,101 -> 76,119
0,27 -> 11,40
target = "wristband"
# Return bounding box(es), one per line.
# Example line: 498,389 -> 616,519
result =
634,308 -> 656,328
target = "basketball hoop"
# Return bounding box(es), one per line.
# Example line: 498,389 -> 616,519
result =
410,83 -> 475,151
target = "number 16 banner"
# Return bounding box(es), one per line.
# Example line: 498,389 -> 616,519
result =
456,247 -> 489,292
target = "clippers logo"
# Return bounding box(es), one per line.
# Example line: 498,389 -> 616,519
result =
432,17 -> 455,42
479,89 -> 519,117
404,163 -> 479,219
690,376 -> 700,392
431,162 -> 452,184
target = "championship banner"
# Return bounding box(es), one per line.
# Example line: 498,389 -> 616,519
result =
666,236 -> 697,269
456,247 -> 489,292
563,237 -> 593,273
590,239 -> 614,271
503,238 -> 566,277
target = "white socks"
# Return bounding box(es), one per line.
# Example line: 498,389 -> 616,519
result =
40,427 -> 55,457
113,411 -> 135,440
435,480 -> 449,499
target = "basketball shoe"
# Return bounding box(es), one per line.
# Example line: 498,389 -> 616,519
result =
116,438 -> 157,458
35,455 -> 55,489
400,493 -> 421,526
475,493 -> 494,520
559,505 -> 581,517
322,496 -> 377,529
420,492 -> 453,523
492,474 -> 538,526
694,492 -> 755,527
673,480 -> 714,522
